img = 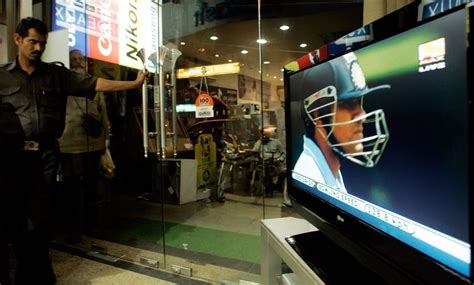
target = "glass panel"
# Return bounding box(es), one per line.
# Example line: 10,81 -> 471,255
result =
148,2 -> 263,283
259,0 -> 363,282
50,0 -> 167,274
48,1 -> 364,284
249,1 -> 365,223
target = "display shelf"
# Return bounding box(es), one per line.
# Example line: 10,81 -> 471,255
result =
260,217 -> 323,285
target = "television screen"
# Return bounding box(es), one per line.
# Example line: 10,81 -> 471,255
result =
287,6 -> 471,282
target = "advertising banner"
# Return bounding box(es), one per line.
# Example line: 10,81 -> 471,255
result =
52,0 -> 159,71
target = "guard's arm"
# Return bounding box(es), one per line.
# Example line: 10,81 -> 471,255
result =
95,70 -> 147,92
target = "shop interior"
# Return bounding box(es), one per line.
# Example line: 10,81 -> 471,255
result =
1,1 -> 450,284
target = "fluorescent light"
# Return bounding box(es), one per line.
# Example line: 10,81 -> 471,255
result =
263,61 -> 270,64
257,39 -> 267,44
176,104 -> 197,112
241,50 -> 249,54
280,25 -> 290,31
299,43 -> 308,48
210,36 -> 219,41
180,42 -> 186,46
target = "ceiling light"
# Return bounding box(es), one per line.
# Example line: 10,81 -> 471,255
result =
180,41 -> 186,46
263,61 -> 270,64
241,50 -> 249,54
228,59 -> 233,62
299,43 -> 308,48
280,25 -> 290,31
257,39 -> 267,44
210,36 -> 219,41
273,76 -> 277,79
198,48 -> 206,52
215,54 -> 220,57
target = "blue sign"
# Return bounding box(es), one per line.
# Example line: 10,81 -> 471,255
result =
51,1 -> 87,54
419,0 -> 473,20
328,25 -> 373,56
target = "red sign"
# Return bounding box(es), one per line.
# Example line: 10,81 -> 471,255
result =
195,93 -> 214,107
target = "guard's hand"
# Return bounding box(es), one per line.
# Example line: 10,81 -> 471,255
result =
135,69 -> 149,86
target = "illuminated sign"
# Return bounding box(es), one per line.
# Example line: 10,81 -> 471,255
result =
52,0 -> 159,71
177,62 -> 240,78
418,38 -> 446,73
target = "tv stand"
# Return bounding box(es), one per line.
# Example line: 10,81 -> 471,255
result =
261,217 -> 385,284
260,217 -> 323,285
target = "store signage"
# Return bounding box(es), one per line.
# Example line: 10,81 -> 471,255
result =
418,0 -> 473,20
195,93 -> 214,118
334,25 -> 372,46
177,62 -> 240,79
52,0 -> 159,71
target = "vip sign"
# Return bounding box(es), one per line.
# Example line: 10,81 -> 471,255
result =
195,93 -> 214,118
52,0 -> 159,71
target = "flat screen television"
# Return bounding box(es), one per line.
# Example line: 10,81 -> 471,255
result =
286,3 -> 473,284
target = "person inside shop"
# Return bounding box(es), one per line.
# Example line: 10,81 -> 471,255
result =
251,127 -> 286,198
55,49 -> 111,243
217,128 -> 240,159
292,52 -> 390,193
0,17 -> 147,285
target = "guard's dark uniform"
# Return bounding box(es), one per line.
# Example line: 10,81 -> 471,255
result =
0,59 -> 97,285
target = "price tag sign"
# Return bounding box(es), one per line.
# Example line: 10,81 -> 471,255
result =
195,93 -> 214,118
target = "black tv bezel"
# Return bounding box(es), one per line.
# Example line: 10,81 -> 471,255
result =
284,3 -> 473,284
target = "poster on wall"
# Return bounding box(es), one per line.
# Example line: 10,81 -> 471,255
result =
208,85 -> 237,106
52,0 -> 159,71
238,74 -> 271,105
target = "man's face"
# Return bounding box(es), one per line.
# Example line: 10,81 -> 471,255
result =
332,97 -> 365,154
70,50 -> 85,71
14,28 -> 47,63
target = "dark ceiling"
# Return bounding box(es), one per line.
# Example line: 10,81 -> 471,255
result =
174,0 -> 363,84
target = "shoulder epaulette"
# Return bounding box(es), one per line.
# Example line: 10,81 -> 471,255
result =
48,61 -> 66,68
0,62 -> 12,68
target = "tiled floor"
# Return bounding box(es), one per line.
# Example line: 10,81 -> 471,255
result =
47,193 -> 300,284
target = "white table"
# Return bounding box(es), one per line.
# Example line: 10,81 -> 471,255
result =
260,217 -> 324,285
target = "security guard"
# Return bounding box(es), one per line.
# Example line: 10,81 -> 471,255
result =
0,17 -> 147,285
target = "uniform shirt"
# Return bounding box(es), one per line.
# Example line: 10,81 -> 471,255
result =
58,93 -> 110,153
293,135 -> 347,192
252,137 -> 286,162
0,59 -> 98,141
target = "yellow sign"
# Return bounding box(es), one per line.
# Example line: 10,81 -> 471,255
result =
195,134 -> 217,193
177,62 -> 240,78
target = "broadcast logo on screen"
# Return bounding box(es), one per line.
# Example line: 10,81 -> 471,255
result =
418,37 -> 446,73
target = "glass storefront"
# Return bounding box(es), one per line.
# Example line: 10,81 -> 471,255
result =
4,1 -> 363,283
